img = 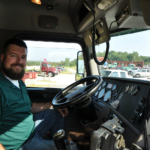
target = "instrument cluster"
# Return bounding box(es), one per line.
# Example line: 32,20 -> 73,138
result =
94,81 -> 118,104
94,82 -> 140,105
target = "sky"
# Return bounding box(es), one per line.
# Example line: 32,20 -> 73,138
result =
25,30 -> 150,62
96,30 -> 150,56
24,41 -> 82,62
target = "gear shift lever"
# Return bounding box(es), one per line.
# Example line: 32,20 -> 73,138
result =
53,129 -> 67,150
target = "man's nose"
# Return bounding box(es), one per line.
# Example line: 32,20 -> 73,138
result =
16,56 -> 22,64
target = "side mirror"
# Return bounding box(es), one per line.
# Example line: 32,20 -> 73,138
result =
76,51 -> 84,81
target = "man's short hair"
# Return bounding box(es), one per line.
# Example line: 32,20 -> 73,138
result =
2,38 -> 27,55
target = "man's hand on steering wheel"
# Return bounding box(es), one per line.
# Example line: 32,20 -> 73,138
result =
58,108 -> 68,117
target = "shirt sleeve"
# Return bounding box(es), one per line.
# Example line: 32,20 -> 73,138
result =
0,91 -> 3,125
20,80 -> 33,107
30,100 -> 33,107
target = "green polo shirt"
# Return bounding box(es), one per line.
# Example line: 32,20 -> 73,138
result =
0,70 -> 35,150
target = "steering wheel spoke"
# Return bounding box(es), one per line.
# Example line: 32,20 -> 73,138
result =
52,76 -> 103,108
57,97 -> 68,103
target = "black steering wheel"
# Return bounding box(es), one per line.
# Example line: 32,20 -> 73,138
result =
52,75 -> 102,109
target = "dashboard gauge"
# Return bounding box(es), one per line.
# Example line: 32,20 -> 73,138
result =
98,88 -> 105,99
112,84 -> 117,91
104,91 -> 111,102
102,82 -> 106,87
98,86 -> 101,90
112,90 -> 117,97
125,85 -> 129,92
95,91 -> 99,97
107,83 -> 113,89
131,85 -> 138,95
128,85 -> 133,93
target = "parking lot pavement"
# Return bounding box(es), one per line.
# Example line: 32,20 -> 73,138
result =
40,74 -> 76,88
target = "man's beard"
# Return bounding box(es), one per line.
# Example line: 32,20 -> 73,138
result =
1,59 -> 25,80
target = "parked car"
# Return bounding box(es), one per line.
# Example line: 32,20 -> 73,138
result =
132,69 -> 150,77
112,66 -> 123,70
101,70 -> 129,78
56,68 -> 61,73
128,67 -> 140,75
108,62 -> 117,69
57,67 -> 66,71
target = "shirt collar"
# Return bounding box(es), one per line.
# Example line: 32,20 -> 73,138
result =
0,69 -> 21,89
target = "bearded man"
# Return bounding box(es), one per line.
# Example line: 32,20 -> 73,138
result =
0,39 -> 68,150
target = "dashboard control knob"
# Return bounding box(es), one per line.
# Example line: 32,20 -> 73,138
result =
125,85 -> 129,92
128,85 -> 133,94
131,85 -> 139,95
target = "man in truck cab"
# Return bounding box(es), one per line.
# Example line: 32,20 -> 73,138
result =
0,38 -> 68,150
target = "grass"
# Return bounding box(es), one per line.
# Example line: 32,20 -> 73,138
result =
37,80 -> 56,83
27,84 -> 52,87
25,69 -> 40,72
60,70 -> 72,74
66,66 -> 76,70
25,79 -> 56,87
76,74 -> 83,80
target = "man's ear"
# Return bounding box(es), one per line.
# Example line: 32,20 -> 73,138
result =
1,54 -> 4,62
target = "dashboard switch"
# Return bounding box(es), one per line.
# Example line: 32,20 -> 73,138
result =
130,115 -> 137,123
138,97 -> 146,106
134,106 -> 142,114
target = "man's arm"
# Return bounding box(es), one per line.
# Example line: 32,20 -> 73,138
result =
31,102 -> 52,114
31,102 -> 68,117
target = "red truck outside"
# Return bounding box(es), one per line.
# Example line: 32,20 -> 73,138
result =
40,62 -> 58,77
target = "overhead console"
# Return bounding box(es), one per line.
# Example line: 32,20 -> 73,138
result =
75,0 -> 123,33
116,0 -> 150,28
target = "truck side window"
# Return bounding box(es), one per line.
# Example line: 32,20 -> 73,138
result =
43,64 -> 47,67
23,41 -> 83,88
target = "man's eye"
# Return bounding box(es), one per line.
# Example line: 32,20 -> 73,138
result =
22,57 -> 26,60
11,55 -> 16,57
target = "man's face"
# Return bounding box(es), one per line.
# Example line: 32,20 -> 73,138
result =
1,44 -> 27,80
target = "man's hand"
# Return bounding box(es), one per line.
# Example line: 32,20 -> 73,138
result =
58,108 -> 68,117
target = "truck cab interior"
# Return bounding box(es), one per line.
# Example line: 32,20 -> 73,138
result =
1,0 -> 150,150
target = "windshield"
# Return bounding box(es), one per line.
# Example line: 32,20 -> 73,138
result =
96,30 -> 150,81
47,64 -> 51,67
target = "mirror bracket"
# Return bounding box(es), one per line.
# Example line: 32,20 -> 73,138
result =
91,18 -> 110,65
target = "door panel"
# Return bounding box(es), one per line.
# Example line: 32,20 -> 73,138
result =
27,88 -> 62,103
